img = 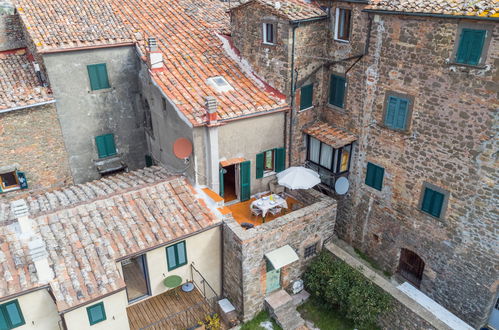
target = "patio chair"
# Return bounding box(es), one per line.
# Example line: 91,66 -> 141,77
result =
269,179 -> 285,196
269,207 -> 282,216
251,206 -> 262,217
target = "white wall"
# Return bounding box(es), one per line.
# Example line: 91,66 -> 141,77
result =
64,290 -> 129,330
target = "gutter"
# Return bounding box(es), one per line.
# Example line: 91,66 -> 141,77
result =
59,287 -> 127,315
362,9 -> 499,21
39,42 -> 135,54
0,99 -> 56,114
289,15 -> 329,24
218,105 -> 290,124
0,285 -> 50,304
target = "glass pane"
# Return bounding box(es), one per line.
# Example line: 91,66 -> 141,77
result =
5,302 -> 23,326
320,144 -> 333,169
177,242 -> 186,265
167,246 -> 177,269
340,150 -> 350,172
308,137 -> 320,163
122,256 -> 149,301
264,150 -> 274,171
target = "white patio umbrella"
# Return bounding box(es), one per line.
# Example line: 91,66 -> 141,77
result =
276,166 -> 321,190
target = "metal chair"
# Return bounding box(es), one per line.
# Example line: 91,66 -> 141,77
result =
269,207 -> 282,216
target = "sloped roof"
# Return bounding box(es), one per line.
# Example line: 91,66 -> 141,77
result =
303,121 -> 357,148
230,0 -> 327,21
366,0 -> 499,18
15,0 -> 287,126
0,48 -> 53,110
0,167 -> 221,311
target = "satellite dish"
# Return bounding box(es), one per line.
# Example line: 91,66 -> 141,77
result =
173,138 -> 193,159
334,177 -> 349,195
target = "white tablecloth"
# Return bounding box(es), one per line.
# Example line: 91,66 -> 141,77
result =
250,194 -> 288,217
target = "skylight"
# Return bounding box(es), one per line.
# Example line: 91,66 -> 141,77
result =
207,76 -> 234,92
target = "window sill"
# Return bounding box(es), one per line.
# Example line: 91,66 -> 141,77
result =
298,106 -> 314,113
0,186 -> 21,193
326,103 -> 346,112
417,209 -> 445,222
333,38 -> 350,44
447,62 -> 487,70
263,171 -> 276,178
377,123 -> 412,135
88,87 -> 114,94
262,42 -> 276,46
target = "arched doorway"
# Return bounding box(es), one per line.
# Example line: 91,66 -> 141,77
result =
398,248 -> 425,288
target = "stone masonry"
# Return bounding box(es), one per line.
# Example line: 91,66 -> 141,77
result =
0,104 -> 73,197
223,188 -> 337,321
0,1 -> 23,51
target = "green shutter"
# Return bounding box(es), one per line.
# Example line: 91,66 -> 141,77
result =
456,29 -> 486,66
274,148 -> 285,173
300,84 -> 313,110
240,161 -> 251,202
166,241 -> 187,271
145,155 -> 153,167
395,99 -> 409,130
365,162 -> 384,191
421,188 -> 433,214
0,309 -> 8,330
95,134 -> 116,158
176,241 -> 187,266
421,187 -> 444,218
87,64 -> 110,90
219,167 -> 225,197
0,300 -> 25,329
16,171 -> 28,190
87,302 -> 106,325
256,153 -> 264,179
329,75 -> 346,108
385,96 -> 397,128
166,245 -> 177,270
104,134 -> 117,157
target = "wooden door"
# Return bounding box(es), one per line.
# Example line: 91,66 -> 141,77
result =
398,249 -> 425,288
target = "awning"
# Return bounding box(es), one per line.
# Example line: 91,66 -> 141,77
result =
264,245 -> 299,270
303,121 -> 357,149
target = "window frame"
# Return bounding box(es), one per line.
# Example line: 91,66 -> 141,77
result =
418,182 -> 449,219
87,63 -> 111,91
263,149 -> 275,172
86,302 -> 106,326
0,171 -> 20,191
382,92 -> 414,132
334,8 -> 352,42
451,24 -> 492,67
0,299 -> 25,329
329,74 -> 347,108
262,22 -> 276,45
95,133 -> 117,159
299,84 -> 314,110
166,241 -> 188,271
365,162 -> 384,191
304,243 -> 317,259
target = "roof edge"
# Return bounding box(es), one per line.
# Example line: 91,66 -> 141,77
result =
38,42 -> 135,54
362,9 -> 499,21
0,285 -> 50,304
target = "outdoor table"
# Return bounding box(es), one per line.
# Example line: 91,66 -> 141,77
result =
164,275 -> 182,296
250,194 -> 288,221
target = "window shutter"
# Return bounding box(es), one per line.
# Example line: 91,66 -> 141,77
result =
219,168 -> 225,197
166,245 -> 177,270
456,29 -> 486,65
97,64 -> 110,89
16,171 -> 28,189
0,309 -> 8,329
104,134 -> 117,156
374,166 -> 384,190
87,65 -> 100,91
87,64 -> 110,90
395,99 -> 409,130
274,148 -> 285,173
300,84 -> 313,110
430,191 -> 444,218
329,75 -> 346,108
385,96 -> 397,128
4,300 -> 24,328
240,161 -> 251,201
95,135 -> 107,158
176,241 -> 187,265
256,153 -> 264,179
145,155 -> 153,167
365,163 -> 375,187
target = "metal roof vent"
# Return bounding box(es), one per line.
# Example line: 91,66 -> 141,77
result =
148,37 -> 158,52
207,76 -> 234,92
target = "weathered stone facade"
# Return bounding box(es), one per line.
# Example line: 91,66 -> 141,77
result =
0,2 -> 23,51
0,104 -> 73,197
222,189 -> 337,321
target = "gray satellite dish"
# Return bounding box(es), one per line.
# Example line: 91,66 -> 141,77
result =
335,177 -> 349,195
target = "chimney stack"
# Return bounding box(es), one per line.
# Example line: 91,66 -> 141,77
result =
147,37 -> 163,71
205,96 -> 218,125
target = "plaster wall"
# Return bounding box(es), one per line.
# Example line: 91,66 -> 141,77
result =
64,290 -> 130,330
42,46 -> 147,184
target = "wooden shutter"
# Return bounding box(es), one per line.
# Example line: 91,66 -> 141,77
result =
176,241 -> 187,266
87,65 -> 100,91
456,29 -> 486,66
166,245 -> 177,270
395,99 -> 409,130
87,302 -> 106,325
240,161 -> 251,202
256,153 -> 264,179
422,188 -> 444,218
95,135 -> 107,158
329,75 -> 346,108
0,308 -> 8,329
87,64 -> 110,90
300,84 -> 313,110
365,163 -> 376,187
16,171 -> 28,189
104,134 -> 117,156
365,162 -> 384,191
385,96 -> 398,128
274,148 -> 285,173
3,300 -> 25,328
219,167 -> 225,197
421,188 -> 433,214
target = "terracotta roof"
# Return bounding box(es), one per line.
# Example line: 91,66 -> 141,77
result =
0,166 -> 221,311
366,0 -> 499,18
0,48 -> 53,110
16,0 -> 287,125
303,121 -> 357,149
230,0 -> 327,21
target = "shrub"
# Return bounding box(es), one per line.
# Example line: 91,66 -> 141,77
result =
303,252 -> 393,329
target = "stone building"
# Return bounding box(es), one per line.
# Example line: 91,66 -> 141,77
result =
0,47 -> 73,197
229,0 -> 498,328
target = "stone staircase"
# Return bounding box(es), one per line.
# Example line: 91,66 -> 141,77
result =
264,290 -> 306,330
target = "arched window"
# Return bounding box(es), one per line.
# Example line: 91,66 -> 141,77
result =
398,248 -> 425,288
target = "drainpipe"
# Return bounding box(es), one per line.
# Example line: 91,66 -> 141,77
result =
288,23 -> 298,167
205,96 -> 220,193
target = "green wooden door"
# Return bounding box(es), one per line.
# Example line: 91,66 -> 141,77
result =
240,161 -> 251,201
266,268 -> 281,293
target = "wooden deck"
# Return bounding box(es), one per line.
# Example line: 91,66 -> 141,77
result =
126,287 -> 212,330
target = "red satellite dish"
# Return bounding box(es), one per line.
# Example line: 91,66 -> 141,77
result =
173,138 -> 193,159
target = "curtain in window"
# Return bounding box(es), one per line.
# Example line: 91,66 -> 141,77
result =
320,143 -> 333,169
340,145 -> 351,172
309,137 -> 320,163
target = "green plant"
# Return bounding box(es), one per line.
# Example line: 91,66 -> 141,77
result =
198,313 -> 221,330
240,310 -> 282,330
303,252 -> 393,329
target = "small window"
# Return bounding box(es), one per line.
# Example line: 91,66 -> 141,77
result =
263,23 -> 275,44
0,300 -> 25,329
329,75 -> 346,108
264,150 -> 274,172
86,302 -> 106,326
256,148 -> 285,178
166,241 -> 187,271
0,172 -> 19,190
304,243 -> 317,259
421,186 -> 446,218
300,84 -> 313,110
455,28 -> 486,66
144,99 -> 154,137
87,64 -> 110,91
365,162 -> 384,191
95,134 -> 117,158
384,95 -> 410,131
338,144 -> 351,173
162,97 -> 167,112
335,8 -> 351,41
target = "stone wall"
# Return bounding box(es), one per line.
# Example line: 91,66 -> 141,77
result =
0,2 -> 24,51
314,5 -> 498,327
0,104 -> 73,198
222,189 -> 337,321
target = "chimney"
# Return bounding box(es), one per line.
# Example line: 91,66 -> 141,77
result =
147,37 -> 164,71
206,96 -> 218,125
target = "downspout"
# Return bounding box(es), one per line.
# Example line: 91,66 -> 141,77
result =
288,23 -> 298,167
